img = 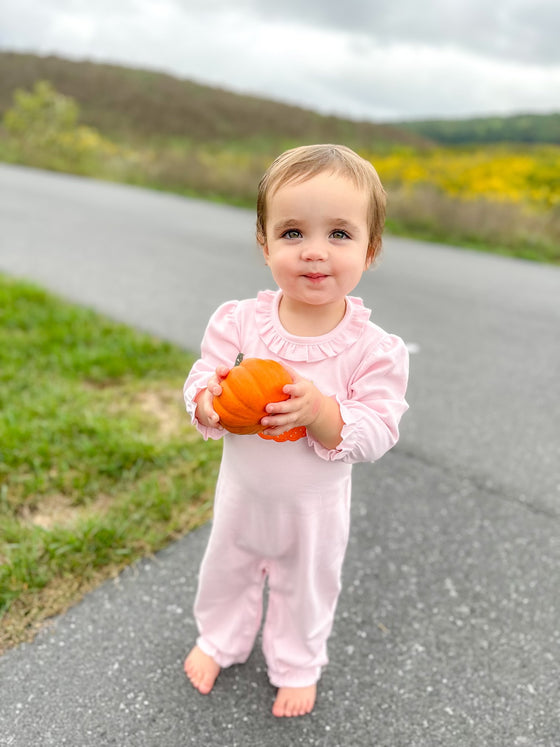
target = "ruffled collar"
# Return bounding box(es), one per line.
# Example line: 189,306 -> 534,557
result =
255,289 -> 372,362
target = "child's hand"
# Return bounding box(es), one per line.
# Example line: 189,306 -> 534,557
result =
261,369 -> 322,431
195,365 -> 230,428
261,368 -> 344,449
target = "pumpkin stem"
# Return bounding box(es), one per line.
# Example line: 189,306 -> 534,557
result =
234,352 -> 244,367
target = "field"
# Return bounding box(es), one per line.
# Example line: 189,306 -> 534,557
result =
372,145 -> 560,263
0,52 -> 559,263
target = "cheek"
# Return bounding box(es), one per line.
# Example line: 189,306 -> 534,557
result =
337,257 -> 368,284
266,249 -> 288,269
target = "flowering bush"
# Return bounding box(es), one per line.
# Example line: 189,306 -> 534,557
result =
366,146 -> 559,209
2,81 -> 135,176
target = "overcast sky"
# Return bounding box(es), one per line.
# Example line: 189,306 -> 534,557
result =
1,0 -> 559,122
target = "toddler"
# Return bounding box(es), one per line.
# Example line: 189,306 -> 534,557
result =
183,144 -> 409,717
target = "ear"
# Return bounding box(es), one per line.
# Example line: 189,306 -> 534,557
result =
256,226 -> 269,263
365,237 -> 381,269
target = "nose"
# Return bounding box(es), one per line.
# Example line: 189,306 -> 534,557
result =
301,240 -> 328,261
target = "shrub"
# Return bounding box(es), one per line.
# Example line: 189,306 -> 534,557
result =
2,80 -> 135,177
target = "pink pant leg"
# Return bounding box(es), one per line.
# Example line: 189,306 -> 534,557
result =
194,510 -> 267,668
262,494 -> 351,688
194,462 -> 351,685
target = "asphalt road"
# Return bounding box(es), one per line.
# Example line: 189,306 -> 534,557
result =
0,164 -> 559,746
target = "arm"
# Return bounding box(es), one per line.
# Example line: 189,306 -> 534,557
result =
327,334 -> 409,463
262,333 -> 409,463
183,301 -> 241,438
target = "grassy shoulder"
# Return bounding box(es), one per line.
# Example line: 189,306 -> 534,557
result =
0,274 -> 222,653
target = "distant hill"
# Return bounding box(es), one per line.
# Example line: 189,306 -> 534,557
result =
0,52 -> 429,150
1,53 -> 557,264
394,113 -> 560,145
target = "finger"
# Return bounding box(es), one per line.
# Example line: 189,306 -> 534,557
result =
215,365 -> 230,379
265,400 -> 288,414
261,411 -> 298,429
282,383 -> 299,396
266,398 -> 302,415
261,424 -> 291,436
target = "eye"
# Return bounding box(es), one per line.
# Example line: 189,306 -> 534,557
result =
330,229 -> 350,240
281,229 -> 302,239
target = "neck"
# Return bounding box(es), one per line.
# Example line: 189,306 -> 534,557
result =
278,296 -> 347,337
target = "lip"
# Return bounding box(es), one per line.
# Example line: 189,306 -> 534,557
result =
304,273 -> 329,280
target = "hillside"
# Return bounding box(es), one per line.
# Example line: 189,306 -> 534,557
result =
1,51 -> 557,264
0,52 -> 429,150
394,112 -> 560,145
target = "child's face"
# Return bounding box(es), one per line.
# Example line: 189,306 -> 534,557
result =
262,171 -> 371,312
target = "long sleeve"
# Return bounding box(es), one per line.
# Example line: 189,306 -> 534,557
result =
185,292 -> 409,457
308,333 -> 409,464
183,300 -> 242,440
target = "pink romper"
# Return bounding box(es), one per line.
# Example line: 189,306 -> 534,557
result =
184,290 -> 409,688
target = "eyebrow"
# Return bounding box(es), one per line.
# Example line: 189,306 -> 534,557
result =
331,219 -> 360,232
271,218 -> 300,233
271,218 -> 360,233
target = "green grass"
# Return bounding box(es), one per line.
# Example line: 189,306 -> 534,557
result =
0,274 -> 222,651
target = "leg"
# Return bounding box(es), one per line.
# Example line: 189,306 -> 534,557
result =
187,494 -> 268,683
263,493 -> 351,716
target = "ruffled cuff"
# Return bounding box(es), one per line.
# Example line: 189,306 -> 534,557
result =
306,398 -> 363,464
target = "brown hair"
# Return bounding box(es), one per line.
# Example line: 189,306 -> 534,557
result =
256,144 -> 387,264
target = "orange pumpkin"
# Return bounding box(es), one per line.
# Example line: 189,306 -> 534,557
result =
213,355 -> 292,435
258,425 -> 307,443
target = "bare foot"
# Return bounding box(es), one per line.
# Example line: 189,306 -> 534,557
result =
184,646 -> 221,695
272,684 -> 317,717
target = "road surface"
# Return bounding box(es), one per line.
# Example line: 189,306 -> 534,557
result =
0,164 -> 558,746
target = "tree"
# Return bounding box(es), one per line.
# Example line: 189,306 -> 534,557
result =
2,80 -> 124,175
4,80 -> 80,146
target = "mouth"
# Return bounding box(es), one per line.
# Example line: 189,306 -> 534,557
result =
304,273 -> 329,281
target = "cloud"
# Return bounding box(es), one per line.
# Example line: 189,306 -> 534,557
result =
1,0 -> 559,121
320,42 -> 560,120
208,0 -> 560,65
